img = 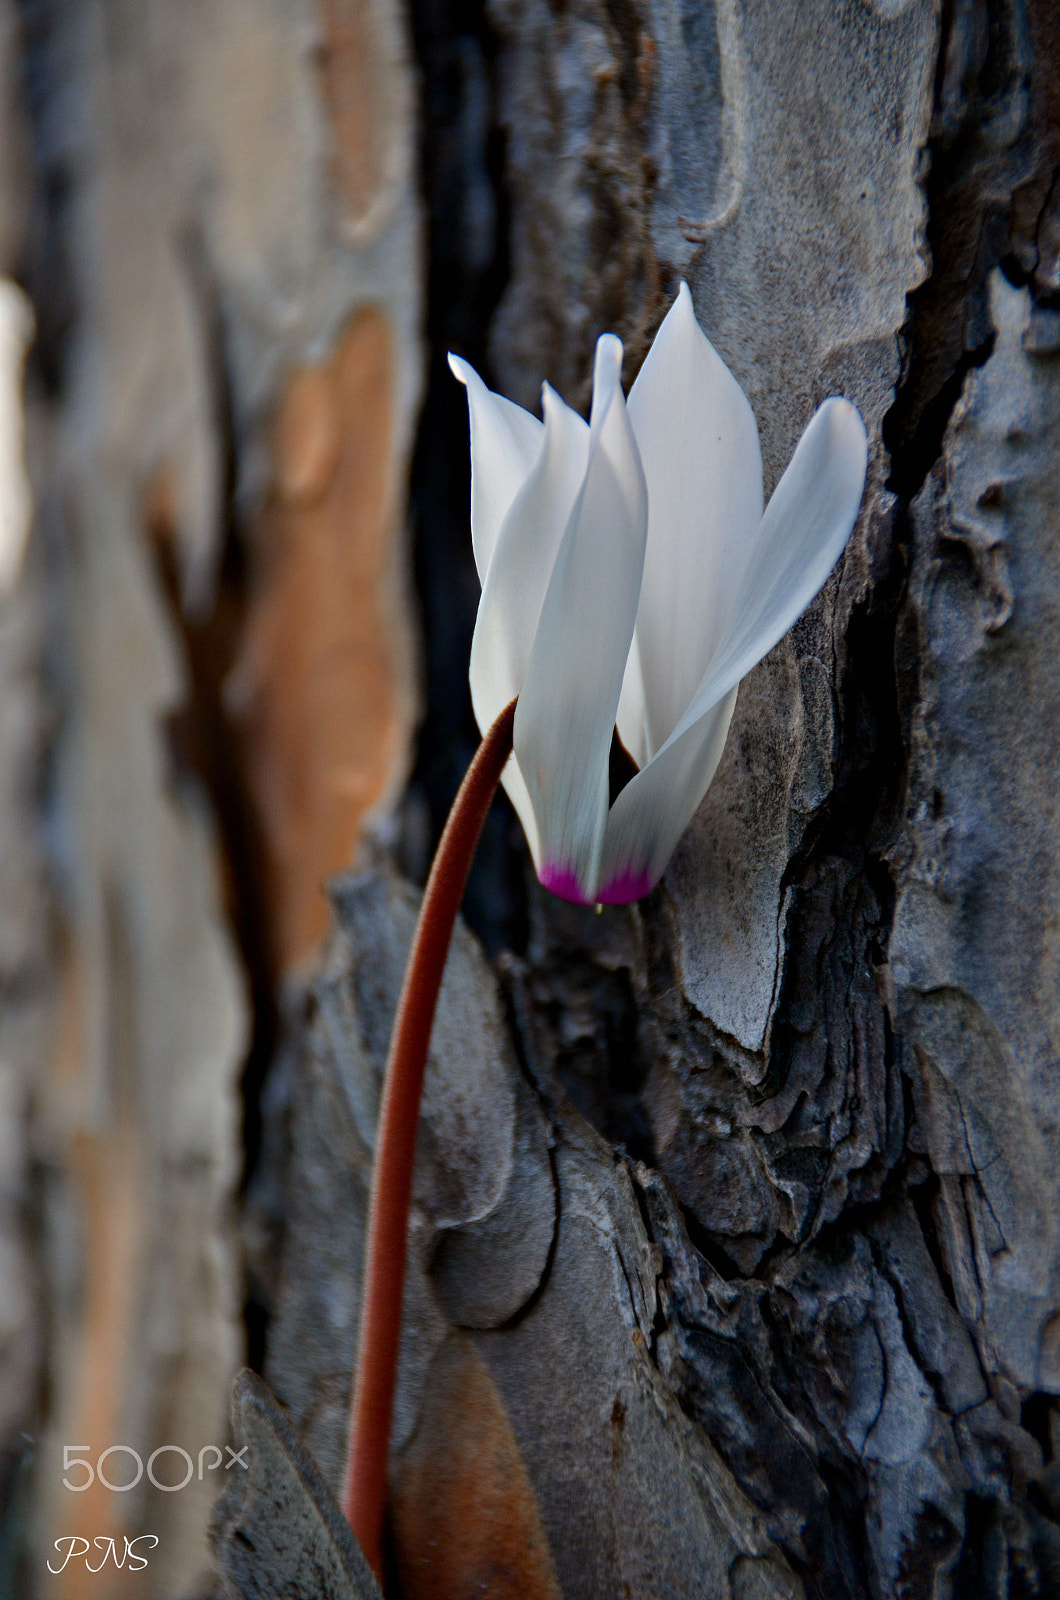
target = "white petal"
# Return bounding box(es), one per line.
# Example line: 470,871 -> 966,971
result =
469,384 -> 589,730
598,395 -> 867,902
684,396 -> 868,718
449,353 -> 544,579
514,335 -> 648,903
468,385 -> 590,859
497,752 -> 542,870
626,282 -> 763,757
615,629 -> 649,770
598,686 -> 738,901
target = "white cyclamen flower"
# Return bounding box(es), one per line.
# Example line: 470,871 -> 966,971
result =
450,284 -> 868,906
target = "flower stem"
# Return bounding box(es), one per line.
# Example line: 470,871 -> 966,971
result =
343,698 -> 517,1576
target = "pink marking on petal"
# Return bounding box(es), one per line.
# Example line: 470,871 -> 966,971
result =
539,863 -> 594,906
597,866 -> 655,905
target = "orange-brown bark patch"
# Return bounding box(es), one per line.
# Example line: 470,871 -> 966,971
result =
232,306 -> 409,972
392,1334 -> 563,1600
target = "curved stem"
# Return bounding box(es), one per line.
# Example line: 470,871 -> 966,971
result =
343,698 -> 517,1576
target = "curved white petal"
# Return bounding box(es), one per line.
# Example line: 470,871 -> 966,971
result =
468,385 -> 590,864
626,282 -> 763,758
469,384 -> 589,730
615,628 -> 649,770
682,396 -> 868,721
598,394 -> 867,902
497,752 -> 542,869
514,335 -> 648,904
599,686 -> 738,901
449,354 -> 544,579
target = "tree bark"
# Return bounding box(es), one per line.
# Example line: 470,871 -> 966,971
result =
3,0 -> 1060,1598
266,3 -> 1060,1597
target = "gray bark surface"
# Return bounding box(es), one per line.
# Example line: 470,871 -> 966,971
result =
0,0 -> 421,1591
263,3 -> 1060,1598
2,0 -> 1059,1596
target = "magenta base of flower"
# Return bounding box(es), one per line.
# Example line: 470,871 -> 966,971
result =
540,862 -> 654,906
597,867 -> 654,904
539,864 -> 592,904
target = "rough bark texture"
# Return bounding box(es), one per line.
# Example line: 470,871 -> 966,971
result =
3,0 -> 1060,1597
260,2 -> 1060,1598
0,0 -> 420,1593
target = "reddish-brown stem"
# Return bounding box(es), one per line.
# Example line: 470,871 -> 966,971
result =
343,698 -> 517,1577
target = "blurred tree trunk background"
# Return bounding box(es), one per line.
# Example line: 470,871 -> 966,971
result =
1,1 -> 1059,1597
